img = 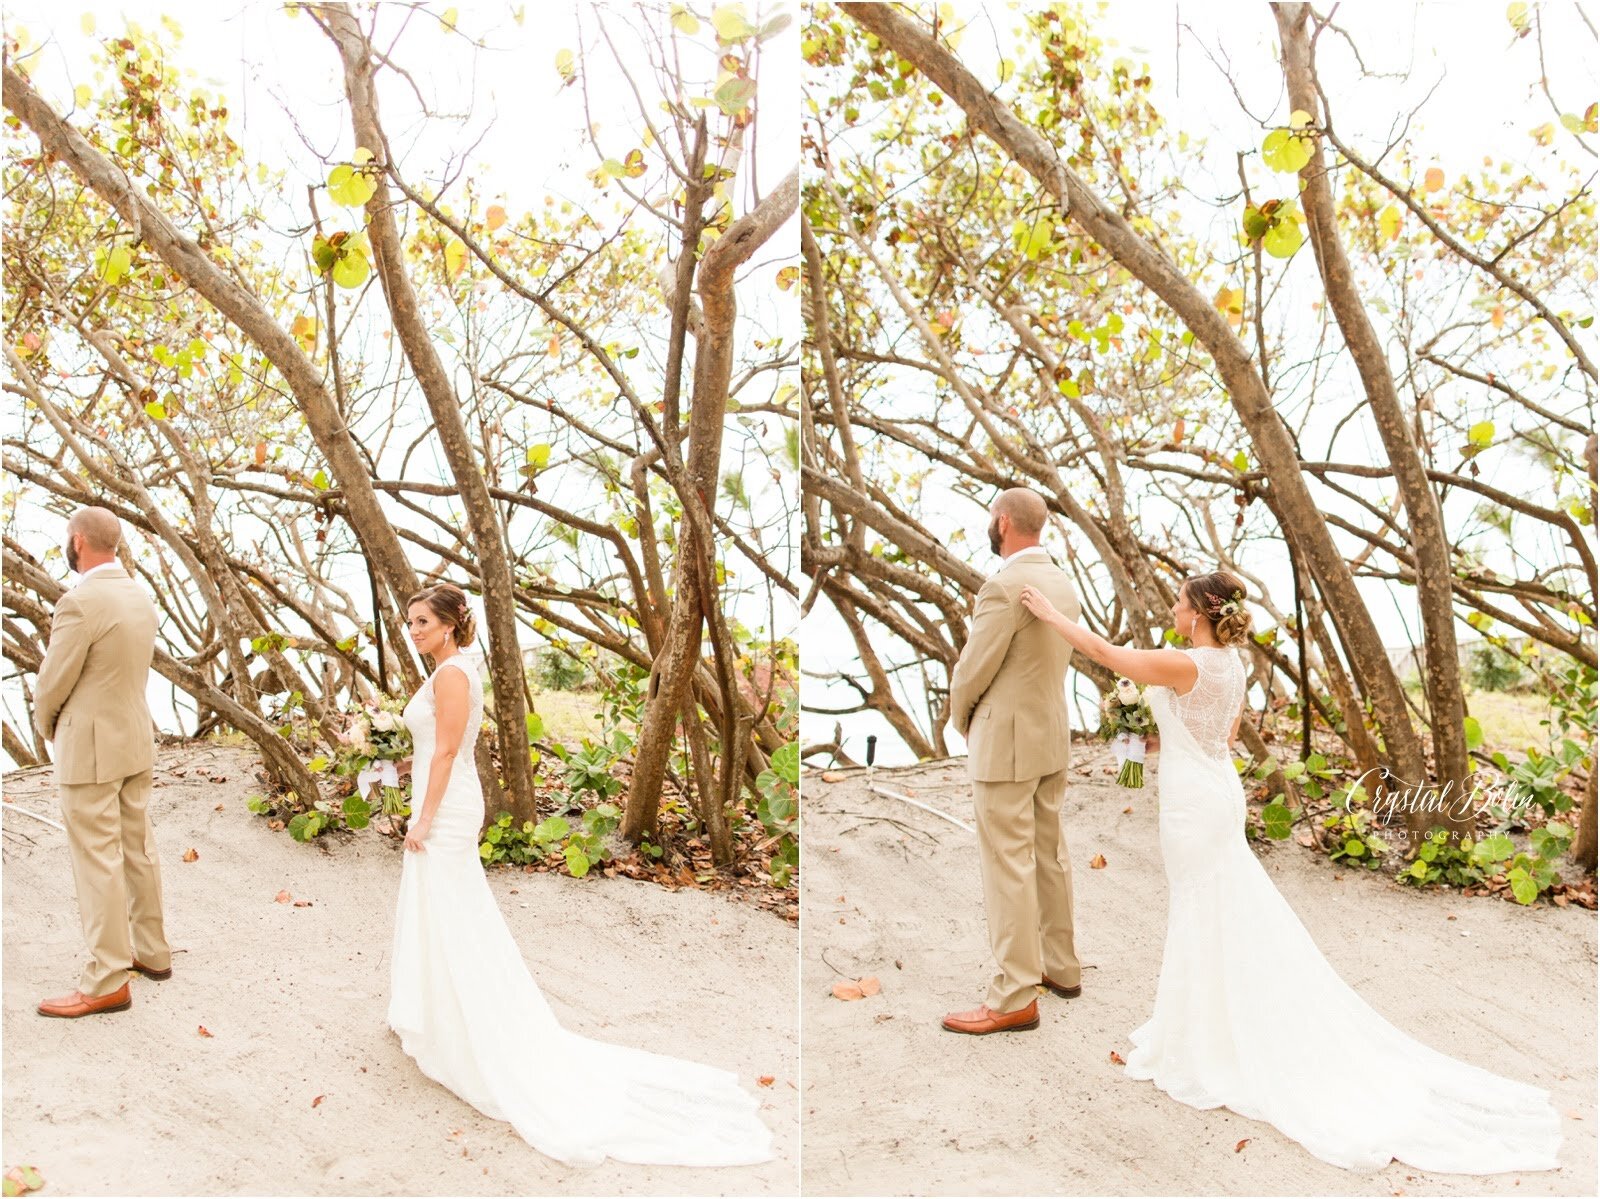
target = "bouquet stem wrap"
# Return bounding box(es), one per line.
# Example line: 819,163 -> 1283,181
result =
1111,731 -> 1146,789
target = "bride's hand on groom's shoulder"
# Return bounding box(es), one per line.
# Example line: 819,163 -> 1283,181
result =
1018,584 -> 1059,625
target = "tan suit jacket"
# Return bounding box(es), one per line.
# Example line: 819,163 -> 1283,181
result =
948,551 -> 1081,782
33,565 -> 159,785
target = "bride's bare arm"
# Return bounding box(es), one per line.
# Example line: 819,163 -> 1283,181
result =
1018,585 -> 1198,691
407,666 -> 470,851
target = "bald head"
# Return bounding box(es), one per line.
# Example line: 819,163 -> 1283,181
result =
986,487 -> 1049,557
993,488 -> 1047,536
65,506 -> 121,572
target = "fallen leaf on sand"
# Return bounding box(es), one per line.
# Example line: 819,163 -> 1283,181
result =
274,889 -> 292,904
1234,1138 -> 1251,1153
821,771 -> 847,783
1122,806 -> 1132,814
267,819 -> 285,831
182,848 -> 199,862
1565,1109 -> 1583,1119
311,1095 -> 324,1108
3,1166 -> 45,1198
198,1025 -> 214,1038
214,803 -> 224,811
1108,1050 -> 1125,1065
1090,854 -> 1108,869
293,899 -> 313,908
831,975 -> 881,1001
757,1075 -> 775,1087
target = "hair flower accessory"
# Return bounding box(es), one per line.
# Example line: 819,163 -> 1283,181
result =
1215,589 -> 1244,619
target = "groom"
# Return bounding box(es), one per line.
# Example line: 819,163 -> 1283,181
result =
943,488 -> 1082,1035
32,506 -> 171,1018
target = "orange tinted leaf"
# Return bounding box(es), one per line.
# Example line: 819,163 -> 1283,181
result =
198,1025 -> 214,1037
182,848 -> 199,862
485,204 -> 507,231
757,1075 -> 775,1087
274,889 -> 292,904
831,980 -> 864,1001
1423,166 -> 1444,193
1090,853 -> 1108,869
1109,1049 -> 1125,1065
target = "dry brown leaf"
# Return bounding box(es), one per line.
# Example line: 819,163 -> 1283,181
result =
266,819 -> 285,832
858,975 -> 882,997
757,1075 -> 775,1087
311,1094 -> 324,1108
820,771 -> 846,783
182,848 -> 199,863
293,899 -> 313,908
197,1025 -> 214,1038
274,889 -> 292,904
1122,806 -> 1133,815
1234,1138 -> 1251,1153
1090,854 -> 1108,869
214,803 -> 224,812
1108,1049 -> 1126,1065
832,980 -> 865,1001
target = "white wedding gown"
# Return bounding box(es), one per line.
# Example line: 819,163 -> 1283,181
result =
1124,645 -> 1563,1174
388,654 -> 775,1167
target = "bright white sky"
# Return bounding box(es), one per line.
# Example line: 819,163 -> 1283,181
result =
799,0 -> 1597,764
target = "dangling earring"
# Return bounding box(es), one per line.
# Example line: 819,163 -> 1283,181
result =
1189,615 -> 1198,638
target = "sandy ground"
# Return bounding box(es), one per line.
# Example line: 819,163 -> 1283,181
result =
1,744 -> 797,1197
800,752 -> 1598,1197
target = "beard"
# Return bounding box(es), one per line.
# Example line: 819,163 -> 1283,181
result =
65,537 -> 79,572
987,517 -> 1002,556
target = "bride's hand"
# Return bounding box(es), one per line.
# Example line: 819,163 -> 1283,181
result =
1018,584 -> 1060,625
404,818 -> 431,853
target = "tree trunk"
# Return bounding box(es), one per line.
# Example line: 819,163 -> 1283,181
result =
321,5 -> 537,825
623,170 -> 798,846
1573,764 -> 1598,873
1273,3 -> 1472,839
839,1 -> 1432,806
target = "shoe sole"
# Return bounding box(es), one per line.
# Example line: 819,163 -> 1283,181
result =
940,1015 -> 1040,1035
1040,983 -> 1081,999
38,999 -> 133,1018
132,967 -> 172,980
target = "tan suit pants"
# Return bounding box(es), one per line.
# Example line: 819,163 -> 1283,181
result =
58,770 -> 171,995
972,769 -> 1081,1012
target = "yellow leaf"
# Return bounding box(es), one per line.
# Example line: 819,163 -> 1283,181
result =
441,8 -> 458,31
74,84 -> 91,107
1491,304 -> 1506,329
1378,204 -> 1401,242
443,238 -> 466,278
80,13 -> 94,34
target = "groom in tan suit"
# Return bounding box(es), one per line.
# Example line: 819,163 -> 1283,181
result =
943,488 -> 1082,1035
33,506 -> 171,1018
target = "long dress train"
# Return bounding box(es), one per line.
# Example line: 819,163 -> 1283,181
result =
389,654 -> 774,1167
1124,645 -> 1562,1174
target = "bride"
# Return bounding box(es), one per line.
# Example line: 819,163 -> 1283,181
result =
1018,570 -> 1563,1174
389,582 -> 774,1167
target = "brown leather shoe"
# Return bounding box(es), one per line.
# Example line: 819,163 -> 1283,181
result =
37,984 -> 132,1018
131,959 -> 172,981
1040,975 -> 1081,999
941,999 -> 1039,1035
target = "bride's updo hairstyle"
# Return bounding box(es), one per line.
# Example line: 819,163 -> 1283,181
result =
1182,570 -> 1253,647
407,582 -> 478,648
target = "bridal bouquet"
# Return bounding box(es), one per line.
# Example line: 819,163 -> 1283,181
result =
344,701 -> 412,817
1099,677 -> 1154,788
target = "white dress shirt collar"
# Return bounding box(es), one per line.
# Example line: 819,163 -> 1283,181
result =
1000,544 -> 1052,567
74,561 -> 121,587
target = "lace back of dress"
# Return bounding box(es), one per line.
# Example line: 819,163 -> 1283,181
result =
1171,648 -> 1244,757
435,655 -> 485,752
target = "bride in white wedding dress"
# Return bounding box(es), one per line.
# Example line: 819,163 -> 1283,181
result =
389,583 -> 774,1168
1019,570 -> 1563,1175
